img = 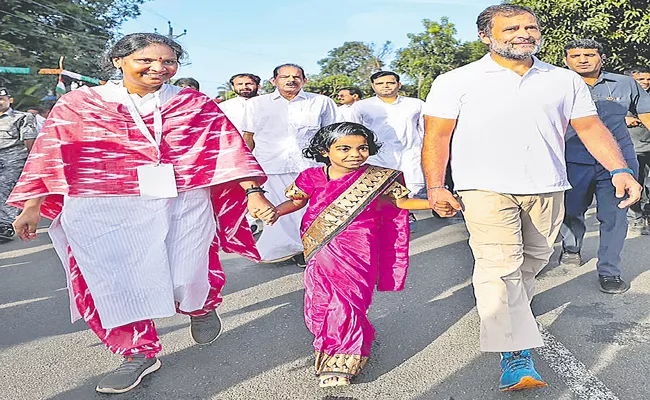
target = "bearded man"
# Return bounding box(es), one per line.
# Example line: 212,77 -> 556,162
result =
422,4 -> 640,392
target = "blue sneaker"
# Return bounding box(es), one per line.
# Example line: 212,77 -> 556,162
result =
499,350 -> 547,391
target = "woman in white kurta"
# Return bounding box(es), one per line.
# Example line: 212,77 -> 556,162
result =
9,33 -> 276,394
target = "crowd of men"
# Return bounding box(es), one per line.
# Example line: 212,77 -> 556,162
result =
2,2 -> 650,393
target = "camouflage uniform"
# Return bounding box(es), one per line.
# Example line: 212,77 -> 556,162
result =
0,108 -> 37,227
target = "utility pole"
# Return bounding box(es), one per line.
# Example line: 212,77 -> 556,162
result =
154,21 -> 186,40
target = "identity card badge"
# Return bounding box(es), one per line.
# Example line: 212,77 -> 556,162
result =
137,163 -> 179,199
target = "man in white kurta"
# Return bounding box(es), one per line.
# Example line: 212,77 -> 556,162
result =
337,87 -> 362,122
219,73 -> 263,233
351,71 -> 425,196
242,64 -> 341,264
219,73 -> 261,134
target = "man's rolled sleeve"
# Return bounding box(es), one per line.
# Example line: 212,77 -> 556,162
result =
423,73 -> 461,119
241,100 -> 256,133
570,75 -> 598,119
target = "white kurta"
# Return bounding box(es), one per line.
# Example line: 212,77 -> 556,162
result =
255,173 -> 305,261
351,96 -> 426,195
242,89 -> 341,260
49,81 -> 218,329
338,104 -> 356,122
218,96 -> 248,135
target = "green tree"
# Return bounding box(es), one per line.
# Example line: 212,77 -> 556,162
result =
317,41 -> 391,89
303,74 -> 357,97
392,17 -> 486,99
0,0 -> 146,102
510,0 -> 650,71
215,82 -> 236,100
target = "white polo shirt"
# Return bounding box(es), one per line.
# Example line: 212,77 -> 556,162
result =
242,89 -> 341,174
424,54 -> 597,194
218,96 -> 248,134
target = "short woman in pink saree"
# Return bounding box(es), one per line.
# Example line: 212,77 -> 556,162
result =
269,122 -> 449,387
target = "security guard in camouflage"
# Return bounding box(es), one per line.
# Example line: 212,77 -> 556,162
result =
0,87 -> 38,242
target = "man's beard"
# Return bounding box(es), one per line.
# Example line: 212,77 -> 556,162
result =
236,89 -> 258,98
489,36 -> 543,60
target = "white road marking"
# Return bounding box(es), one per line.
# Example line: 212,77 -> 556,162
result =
0,296 -> 54,310
536,325 -> 619,400
0,244 -> 54,260
534,295 -> 619,399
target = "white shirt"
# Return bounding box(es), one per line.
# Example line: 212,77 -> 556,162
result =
351,96 -> 425,189
338,103 -> 357,122
424,54 -> 597,194
242,89 -> 341,174
219,96 -> 248,134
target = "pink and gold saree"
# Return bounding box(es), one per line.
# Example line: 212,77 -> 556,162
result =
285,164 -> 411,378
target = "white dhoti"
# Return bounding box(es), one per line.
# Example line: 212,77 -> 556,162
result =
256,173 -> 305,261
51,188 -> 217,329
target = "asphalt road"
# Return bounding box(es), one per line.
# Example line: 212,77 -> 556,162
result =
1,209 -> 649,400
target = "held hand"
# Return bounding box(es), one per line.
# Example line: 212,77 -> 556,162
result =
625,116 -> 641,128
247,192 -> 278,225
612,172 -> 642,209
428,188 -> 462,217
13,206 -> 41,241
255,206 -> 279,225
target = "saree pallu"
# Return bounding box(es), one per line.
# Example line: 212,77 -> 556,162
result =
286,164 -> 410,377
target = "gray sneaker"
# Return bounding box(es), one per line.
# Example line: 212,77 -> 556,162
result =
629,220 -> 650,235
190,310 -> 223,345
95,354 -> 161,394
559,250 -> 582,267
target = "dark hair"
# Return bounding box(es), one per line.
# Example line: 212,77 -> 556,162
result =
476,4 -> 539,34
303,122 -> 382,165
174,77 -> 200,90
564,39 -> 605,56
229,73 -> 261,86
370,71 -> 400,83
105,33 -> 187,73
625,66 -> 650,76
339,87 -> 362,98
272,63 -> 305,79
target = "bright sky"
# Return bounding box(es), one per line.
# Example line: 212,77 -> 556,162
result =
121,0 -> 496,97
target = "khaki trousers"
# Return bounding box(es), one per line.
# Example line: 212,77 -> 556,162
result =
458,190 -> 564,352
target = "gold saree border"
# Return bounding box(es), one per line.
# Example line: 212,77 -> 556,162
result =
314,351 -> 369,376
301,165 -> 400,262
285,182 -> 309,200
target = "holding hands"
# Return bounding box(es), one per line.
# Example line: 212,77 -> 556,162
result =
427,187 -> 463,217
246,191 -> 279,225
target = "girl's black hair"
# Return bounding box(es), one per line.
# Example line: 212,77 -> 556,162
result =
303,122 -> 382,165
103,33 -> 187,75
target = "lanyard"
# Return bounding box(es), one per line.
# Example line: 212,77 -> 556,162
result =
123,91 -> 163,161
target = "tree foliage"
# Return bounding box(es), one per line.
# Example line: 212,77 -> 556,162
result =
308,41 -> 391,98
0,0 -> 146,104
392,17 -> 487,99
303,74 -> 357,97
510,0 -> 650,71
317,41 -> 390,88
